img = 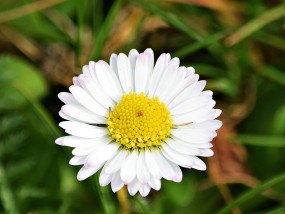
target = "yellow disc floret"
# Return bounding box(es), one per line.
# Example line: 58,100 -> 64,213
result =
107,92 -> 172,150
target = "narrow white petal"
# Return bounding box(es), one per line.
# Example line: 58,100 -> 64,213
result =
111,172 -> 124,192
69,85 -> 107,116
192,157 -> 207,171
80,75 -> 115,109
148,177 -> 161,191
59,111 -> 81,123
120,150 -> 139,183
161,143 -> 193,168
170,95 -> 212,115
139,184 -> 151,197
169,162 -> 183,182
104,150 -> 128,174
128,49 -> 139,73
59,121 -> 107,138
177,120 -> 222,131
85,143 -> 119,167
61,105 -> 106,124
173,109 -> 217,124
58,92 -> 77,105
135,53 -> 152,93
137,151 -> 150,184
200,149 -> 214,157
99,171 -> 112,186
72,137 -> 111,156
154,59 -> 179,102
127,178 -> 140,196
152,150 -> 175,181
144,149 -> 162,179
110,54 -> 119,77
117,53 -> 133,93
77,164 -> 103,181
95,61 -> 123,102
168,80 -> 206,109
166,138 -> 201,156
56,136 -> 109,147
148,53 -> 170,98
69,156 -> 86,165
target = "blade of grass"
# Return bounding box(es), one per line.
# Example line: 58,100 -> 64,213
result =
226,4 -> 285,46
76,0 -> 84,67
217,172 -> 285,214
254,32 -> 285,52
0,162 -> 19,214
131,0 -> 202,41
237,134 -> 285,147
92,0 -> 122,61
0,0 -> 66,23
134,196 -> 152,214
173,31 -> 225,58
261,66 -> 285,87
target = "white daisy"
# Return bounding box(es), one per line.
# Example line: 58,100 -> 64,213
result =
55,48 -> 222,197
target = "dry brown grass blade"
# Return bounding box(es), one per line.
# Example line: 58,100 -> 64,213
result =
103,6 -> 144,57
165,0 -> 243,25
0,25 -> 41,60
116,187 -> 130,214
0,0 -> 66,24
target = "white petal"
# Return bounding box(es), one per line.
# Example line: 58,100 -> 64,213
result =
61,104 -> 106,124
173,109 -> 217,124
72,137 -> 111,156
171,129 -> 215,142
56,136 -> 109,147
128,49 -> 139,72
200,149 -> 214,157
79,75 -> 115,109
192,157 -> 206,171
59,111 -> 81,123
111,172 -> 124,192
165,138 -> 201,156
104,150 -> 128,174
77,164 -> 103,181
148,177 -> 161,191
58,92 -> 77,105
134,53 -> 152,93
127,178 -> 140,196
168,80 -> 206,109
170,94 -> 212,115
110,54 -> 119,77
85,143 -> 119,167
161,143 -> 193,168
120,150 -> 139,183
169,162 -> 183,182
139,184 -> 151,197
99,171 -> 112,186
152,150 -> 175,181
153,59 -> 180,102
95,61 -> 123,102
144,149 -> 162,179
117,53 -> 134,93
148,53 -> 170,98
59,121 -> 107,138
177,120 -> 222,131
69,156 -> 86,165
69,85 -> 107,116
137,151 -> 150,184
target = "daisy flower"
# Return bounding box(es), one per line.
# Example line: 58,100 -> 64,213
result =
55,48 -> 222,197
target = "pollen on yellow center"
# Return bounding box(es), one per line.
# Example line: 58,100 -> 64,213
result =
107,92 -> 173,150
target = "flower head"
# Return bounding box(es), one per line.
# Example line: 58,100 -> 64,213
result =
55,48 -> 222,197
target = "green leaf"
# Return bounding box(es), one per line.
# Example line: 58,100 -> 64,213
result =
261,66 -> 285,87
217,172 -> 285,214
237,134 -> 285,147
0,55 -> 47,110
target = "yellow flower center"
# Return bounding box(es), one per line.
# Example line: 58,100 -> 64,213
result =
107,92 -> 172,150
